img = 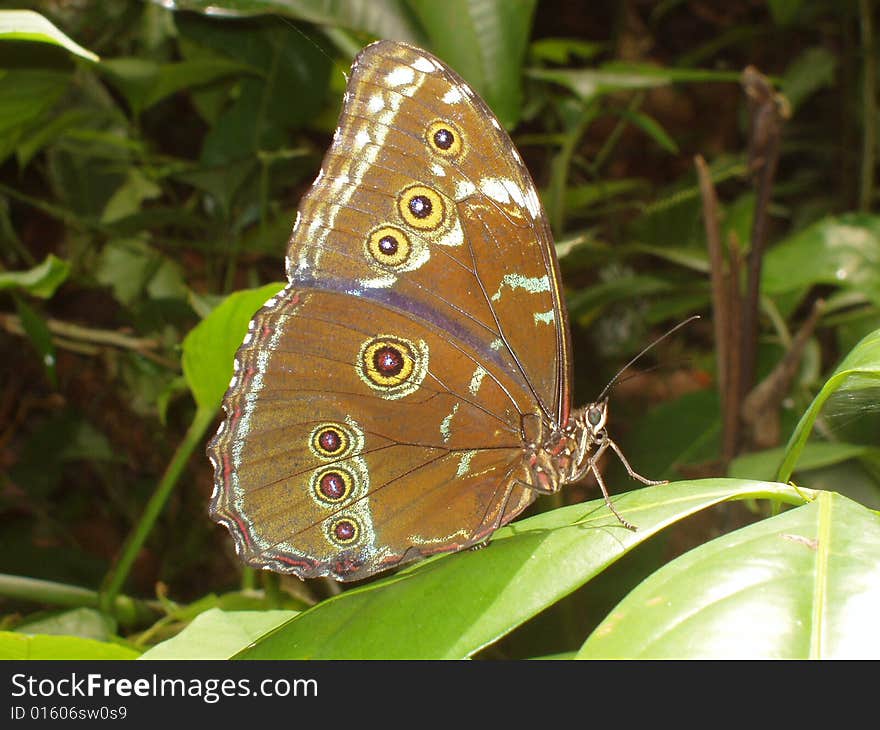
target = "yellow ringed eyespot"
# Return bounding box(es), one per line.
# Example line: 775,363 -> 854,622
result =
426,120 -> 463,157
398,185 -> 445,230
366,226 -> 411,267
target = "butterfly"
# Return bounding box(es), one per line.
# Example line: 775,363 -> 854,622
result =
207,40 -> 662,581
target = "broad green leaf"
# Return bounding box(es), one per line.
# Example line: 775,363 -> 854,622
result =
0,9 -> 99,62
0,254 -> 70,298
181,282 -> 285,410
730,442 -> 876,481
779,327 -> 880,482
96,238 -> 187,306
763,214 -> 880,306
100,168 -> 162,223
178,15 -> 331,168
777,330 -> 880,481
139,608 -> 298,659
0,70 -> 70,162
529,64 -> 740,103
234,479 -> 810,659
159,0 -> 424,46
100,57 -> 258,116
15,608 -> 115,642
406,0 -> 537,128
578,492 -> 880,658
0,631 -> 139,660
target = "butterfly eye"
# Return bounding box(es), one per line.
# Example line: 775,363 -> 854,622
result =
426,120 -> 463,157
587,405 -> 606,430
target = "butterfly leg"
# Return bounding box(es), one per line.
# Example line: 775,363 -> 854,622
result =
605,437 -> 668,486
587,452 -> 638,532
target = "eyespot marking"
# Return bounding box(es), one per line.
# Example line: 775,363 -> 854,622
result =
398,185 -> 445,231
357,335 -> 429,399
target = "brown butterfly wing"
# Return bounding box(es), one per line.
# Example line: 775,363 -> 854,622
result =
286,41 -> 572,423
208,41 -> 570,580
208,286 -> 535,580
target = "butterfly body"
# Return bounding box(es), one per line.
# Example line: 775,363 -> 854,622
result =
207,41 -> 650,581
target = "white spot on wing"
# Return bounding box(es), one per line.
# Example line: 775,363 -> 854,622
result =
534,310 -> 555,325
353,128 -> 371,149
455,179 -> 477,199
431,163 -> 446,177
412,56 -> 437,73
481,177 -> 513,204
367,93 -> 385,113
456,450 -> 476,478
386,66 -> 415,87
468,365 -> 487,396
440,402 -> 460,443
443,86 -> 463,104
490,274 -> 550,302
525,187 -> 542,218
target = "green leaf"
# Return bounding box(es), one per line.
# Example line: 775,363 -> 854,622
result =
100,57 -> 258,116
100,168 -> 162,223
779,327 -> 880,482
0,254 -> 70,298
530,37 -> 605,64
781,47 -> 836,111
13,296 -> 56,388
0,70 -> 70,163
15,608 -> 115,642
763,213 -> 880,307
406,0 -> 537,128
0,631 -> 139,660
179,15 -> 332,167
529,64 -> 740,103
234,479 -> 810,659
0,9 -> 99,62
139,608 -> 298,659
730,442 -> 876,481
614,108 -> 679,154
96,238 -> 187,306
166,0 -> 424,45
577,492 -> 880,658
181,282 -> 285,410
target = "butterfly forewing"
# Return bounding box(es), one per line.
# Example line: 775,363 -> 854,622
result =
208,41 -> 571,580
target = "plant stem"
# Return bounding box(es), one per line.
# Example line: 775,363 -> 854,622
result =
99,404 -> 217,613
0,573 -> 157,626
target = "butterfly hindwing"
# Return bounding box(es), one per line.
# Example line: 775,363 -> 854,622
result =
208,286 -> 535,580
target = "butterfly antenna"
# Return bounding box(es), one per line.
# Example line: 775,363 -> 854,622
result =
595,315 -> 700,402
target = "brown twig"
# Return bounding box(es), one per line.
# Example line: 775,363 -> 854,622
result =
696,154 -> 741,463
741,299 -> 826,449
0,313 -> 177,369
740,66 -> 791,404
